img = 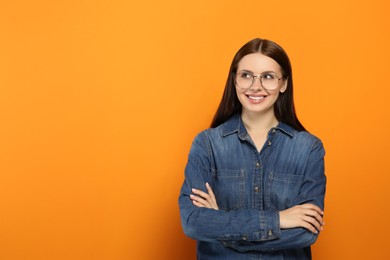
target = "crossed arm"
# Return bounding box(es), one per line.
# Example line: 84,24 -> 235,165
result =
190,183 -> 324,235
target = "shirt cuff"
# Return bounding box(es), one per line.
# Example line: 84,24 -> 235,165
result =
258,209 -> 281,241
217,210 -> 281,243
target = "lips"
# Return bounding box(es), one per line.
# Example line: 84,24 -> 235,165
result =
248,95 -> 265,100
245,94 -> 268,104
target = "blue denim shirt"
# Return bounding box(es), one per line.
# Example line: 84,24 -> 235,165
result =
179,113 -> 326,259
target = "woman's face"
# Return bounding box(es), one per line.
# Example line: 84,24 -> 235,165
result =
235,53 -> 287,117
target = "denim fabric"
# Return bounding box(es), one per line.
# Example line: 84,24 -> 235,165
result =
179,113 -> 326,259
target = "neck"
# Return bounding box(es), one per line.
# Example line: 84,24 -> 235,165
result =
241,110 -> 278,133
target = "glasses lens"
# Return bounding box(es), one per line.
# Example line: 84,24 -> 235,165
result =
236,73 -> 253,89
261,73 -> 279,90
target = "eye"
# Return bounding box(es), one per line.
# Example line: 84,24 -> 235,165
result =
239,72 -> 253,79
262,73 -> 277,80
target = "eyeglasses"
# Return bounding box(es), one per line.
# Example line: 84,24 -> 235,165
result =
235,72 -> 284,91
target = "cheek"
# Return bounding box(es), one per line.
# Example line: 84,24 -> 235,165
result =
265,92 -> 281,107
235,87 -> 241,98
235,88 -> 245,103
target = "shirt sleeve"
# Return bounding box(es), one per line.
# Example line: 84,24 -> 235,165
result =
223,137 -> 327,252
178,132 -> 281,243
179,132 -> 326,251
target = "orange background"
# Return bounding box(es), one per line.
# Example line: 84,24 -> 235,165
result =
0,0 -> 389,259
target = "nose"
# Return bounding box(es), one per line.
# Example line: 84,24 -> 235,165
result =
249,76 -> 263,91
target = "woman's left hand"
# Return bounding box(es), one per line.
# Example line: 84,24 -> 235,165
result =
190,183 -> 219,210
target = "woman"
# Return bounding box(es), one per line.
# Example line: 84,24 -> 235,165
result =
179,38 -> 326,259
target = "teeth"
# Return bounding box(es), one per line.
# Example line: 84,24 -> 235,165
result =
248,96 -> 264,100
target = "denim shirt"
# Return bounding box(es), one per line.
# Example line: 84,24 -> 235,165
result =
179,114 -> 326,260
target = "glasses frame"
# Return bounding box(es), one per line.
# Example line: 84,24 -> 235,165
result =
234,71 -> 285,91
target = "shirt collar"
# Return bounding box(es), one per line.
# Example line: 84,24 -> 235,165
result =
221,113 -> 295,138
274,122 -> 295,137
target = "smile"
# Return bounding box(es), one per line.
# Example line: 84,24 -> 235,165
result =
248,95 -> 265,100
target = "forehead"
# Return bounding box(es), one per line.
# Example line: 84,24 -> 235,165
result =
237,53 -> 282,74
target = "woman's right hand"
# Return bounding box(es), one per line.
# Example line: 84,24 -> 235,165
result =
279,204 -> 324,234
190,183 -> 219,210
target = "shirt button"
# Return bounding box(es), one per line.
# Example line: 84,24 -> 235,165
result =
268,141 -> 272,146
268,230 -> 273,236
242,236 -> 247,240
256,162 -> 260,168
272,129 -> 276,133
254,187 -> 259,192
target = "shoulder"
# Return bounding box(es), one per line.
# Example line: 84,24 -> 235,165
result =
295,130 -> 322,145
293,130 -> 325,157
190,118 -> 237,155
278,122 -> 324,151
192,126 -> 222,146
195,114 -> 239,141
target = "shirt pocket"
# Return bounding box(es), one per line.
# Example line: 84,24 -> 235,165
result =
212,169 -> 245,211
265,172 -> 304,210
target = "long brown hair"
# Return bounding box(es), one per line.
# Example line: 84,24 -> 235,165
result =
210,38 -> 305,131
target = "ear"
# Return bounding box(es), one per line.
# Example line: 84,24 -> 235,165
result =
280,79 -> 288,93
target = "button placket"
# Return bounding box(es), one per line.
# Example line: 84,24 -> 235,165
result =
253,153 -> 263,210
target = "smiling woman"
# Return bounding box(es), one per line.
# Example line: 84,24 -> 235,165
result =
234,53 -> 288,131
178,38 -> 326,260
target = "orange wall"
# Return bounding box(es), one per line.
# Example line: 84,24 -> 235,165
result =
1,0 -> 389,259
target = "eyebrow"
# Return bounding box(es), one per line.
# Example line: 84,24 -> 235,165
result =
238,69 -> 278,75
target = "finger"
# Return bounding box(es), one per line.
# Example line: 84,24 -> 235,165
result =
192,186 -> 219,210
190,194 -> 211,208
205,183 -> 218,206
302,204 -> 324,215
205,183 -> 215,199
303,209 -> 324,225
302,215 -> 322,232
300,220 -> 318,234
192,188 -> 214,207
192,188 -> 210,200
312,212 -> 324,226
192,200 -> 205,208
